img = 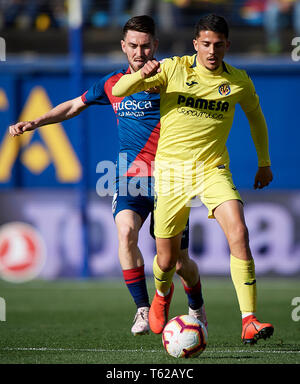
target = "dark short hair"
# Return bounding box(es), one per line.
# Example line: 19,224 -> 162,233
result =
194,14 -> 229,39
123,15 -> 156,39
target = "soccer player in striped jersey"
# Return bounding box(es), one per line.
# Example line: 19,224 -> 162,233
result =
113,14 -> 274,344
9,16 -> 207,336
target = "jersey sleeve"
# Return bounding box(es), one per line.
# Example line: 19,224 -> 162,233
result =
112,58 -> 174,97
81,75 -> 111,106
245,105 -> 271,167
239,73 -> 260,113
239,73 -> 271,167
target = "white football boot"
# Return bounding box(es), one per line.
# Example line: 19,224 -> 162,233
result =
189,304 -> 208,330
131,306 -> 150,336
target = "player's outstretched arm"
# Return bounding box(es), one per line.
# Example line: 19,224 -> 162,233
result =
9,96 -> 87,136
240,74 -> 273,190
112,60 -> 162,97
245,105 -> 270,167
243,105 -> 273,189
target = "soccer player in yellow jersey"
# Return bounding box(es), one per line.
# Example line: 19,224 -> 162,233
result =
113,14 -> 274,344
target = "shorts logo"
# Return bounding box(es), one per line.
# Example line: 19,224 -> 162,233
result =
154,192 -> 157,211
112,191 -> 118,214
218,83 -> 231,96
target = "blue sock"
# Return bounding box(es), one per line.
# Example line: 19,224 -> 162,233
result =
123,265 -> 150,308
183,279 -> 204,310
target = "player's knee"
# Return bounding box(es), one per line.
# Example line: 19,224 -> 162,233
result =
176,250 -> 190,274
175,259 -> 184,275
118,224 -> 138,247
156,252 -> 177,272
228,223 -> 249,247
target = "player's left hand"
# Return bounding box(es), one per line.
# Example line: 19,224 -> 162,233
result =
254,166 -> 273,189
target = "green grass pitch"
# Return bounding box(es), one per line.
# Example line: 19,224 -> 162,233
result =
0,276 -> 299,364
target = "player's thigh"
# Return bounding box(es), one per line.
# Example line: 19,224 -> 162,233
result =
113,189 -> 153,232
213,199 -> 247,239
200,167 -> 243,219
149,213 -> 189,250
154,192 -> 191,239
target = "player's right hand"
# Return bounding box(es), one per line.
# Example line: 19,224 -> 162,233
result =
9,121 -> 37,136
140,60 -> 161,79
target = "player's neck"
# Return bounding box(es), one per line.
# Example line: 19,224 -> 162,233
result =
195,59 -> 224,76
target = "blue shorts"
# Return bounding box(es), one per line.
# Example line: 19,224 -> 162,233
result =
112,177 -> 189,250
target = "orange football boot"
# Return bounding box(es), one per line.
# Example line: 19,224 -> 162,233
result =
149,283 -> 174,334
242,315 -> 274,345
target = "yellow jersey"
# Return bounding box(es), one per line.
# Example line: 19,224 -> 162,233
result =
112,54 -> 270,172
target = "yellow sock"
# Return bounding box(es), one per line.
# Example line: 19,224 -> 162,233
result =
230,254 -> 257,315
153,255 -> 176,294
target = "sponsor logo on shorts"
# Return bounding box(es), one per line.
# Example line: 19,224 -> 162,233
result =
112,191 -> 118,214
154,192 -> 157,211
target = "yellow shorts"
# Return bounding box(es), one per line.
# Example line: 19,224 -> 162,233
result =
153,165 -> 242,238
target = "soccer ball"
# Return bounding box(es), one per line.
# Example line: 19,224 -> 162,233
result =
162,315 -> 208,358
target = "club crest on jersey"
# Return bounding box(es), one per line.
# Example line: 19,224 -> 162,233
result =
218,83 -> 231,96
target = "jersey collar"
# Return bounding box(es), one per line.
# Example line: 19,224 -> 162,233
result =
190,55 -> 230,74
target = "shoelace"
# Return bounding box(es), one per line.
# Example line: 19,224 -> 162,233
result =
190,308 -> 208,326
133,309 -> 148,323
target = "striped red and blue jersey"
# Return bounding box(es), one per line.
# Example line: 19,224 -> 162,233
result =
81,67 -> 160,177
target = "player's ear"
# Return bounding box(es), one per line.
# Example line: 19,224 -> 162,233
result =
121,39 -> 126,54
193,39 -> 198,52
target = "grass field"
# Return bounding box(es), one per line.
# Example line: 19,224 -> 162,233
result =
0,276 -> 299,365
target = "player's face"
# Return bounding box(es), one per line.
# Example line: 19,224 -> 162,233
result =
193,30 -> 230,71
121,30 -> 158,73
